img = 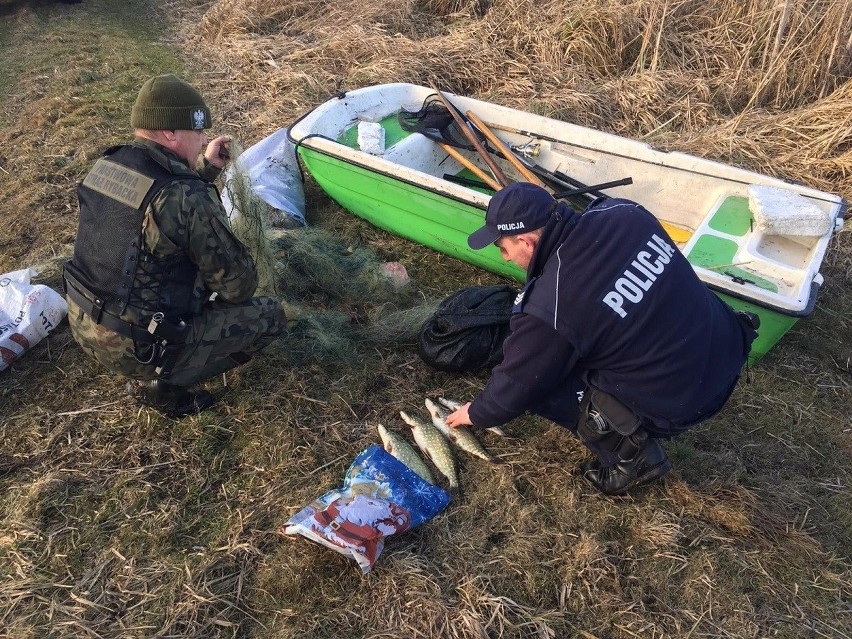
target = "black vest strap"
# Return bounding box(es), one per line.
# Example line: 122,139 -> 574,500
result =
64,261 -> 158,344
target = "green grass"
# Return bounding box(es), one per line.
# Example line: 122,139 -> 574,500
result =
0,0 -> 181,129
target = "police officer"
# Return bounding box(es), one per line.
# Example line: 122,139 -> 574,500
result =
64,74 -> 286,418
445,183 -> 757,495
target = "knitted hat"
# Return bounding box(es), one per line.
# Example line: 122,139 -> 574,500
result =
130,74 -> 212,131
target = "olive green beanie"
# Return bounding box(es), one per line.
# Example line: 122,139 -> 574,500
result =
130,74 -> 212,131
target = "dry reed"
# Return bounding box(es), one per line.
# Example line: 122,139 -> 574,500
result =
189,0 -> 852,199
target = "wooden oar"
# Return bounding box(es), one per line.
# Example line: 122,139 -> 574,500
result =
464,110 -> 546,188
429,83 -> 510,188
437,141 -> 501,191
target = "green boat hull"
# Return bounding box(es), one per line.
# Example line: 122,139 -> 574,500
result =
713,293 -> 799,363
298,146 -> 802,363
298,146 -> 524,281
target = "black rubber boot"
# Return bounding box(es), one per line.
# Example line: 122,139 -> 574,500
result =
576,406 -> 623,469
135,380 -> 215,418
582,429 -> 672,496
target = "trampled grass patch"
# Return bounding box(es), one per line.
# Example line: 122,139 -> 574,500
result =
1,1 -> 850,638
0,0 -> 183,273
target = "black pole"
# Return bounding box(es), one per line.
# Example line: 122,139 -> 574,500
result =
553,177 -> 633,199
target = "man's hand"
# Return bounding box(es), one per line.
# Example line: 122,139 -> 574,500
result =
205,135 -> 232,169
445,402 -> 473,429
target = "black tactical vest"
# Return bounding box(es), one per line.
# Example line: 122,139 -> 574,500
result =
70,144 -> 201,319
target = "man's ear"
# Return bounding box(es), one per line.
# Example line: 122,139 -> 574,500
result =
520,234 -> 538,252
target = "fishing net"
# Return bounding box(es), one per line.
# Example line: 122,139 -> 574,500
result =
220,162 -> 443,365
352,304 -> 440,344
268,227 -> 416,306
271,298 -> 439,367
279,306 -> 361,365
223,142 -> 280,297
397,94 -> 485,152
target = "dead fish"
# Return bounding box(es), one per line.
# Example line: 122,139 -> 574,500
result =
376,423 -> 435,484
436,396 -> 462,411
425,398 -> 497,463
437,396 -> 508,438
399,410 -> 458,493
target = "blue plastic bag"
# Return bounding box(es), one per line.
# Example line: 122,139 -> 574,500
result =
284,445 -> 451,572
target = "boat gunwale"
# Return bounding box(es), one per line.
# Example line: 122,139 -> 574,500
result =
708,280 -> 820,319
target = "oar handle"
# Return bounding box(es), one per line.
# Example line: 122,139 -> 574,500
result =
429,84 -> 510,187
464,110 -> 546,188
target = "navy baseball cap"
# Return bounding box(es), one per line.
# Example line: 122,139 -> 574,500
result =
468,182 -> 556,250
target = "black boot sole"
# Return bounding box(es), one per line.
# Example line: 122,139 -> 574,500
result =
604,458 -> 673,496
635,458 -> 673,488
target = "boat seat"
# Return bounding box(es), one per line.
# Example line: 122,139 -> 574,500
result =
383,134 -> 465,174
683,193 -> 824,297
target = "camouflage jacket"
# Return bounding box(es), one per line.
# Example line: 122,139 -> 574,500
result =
122,137 -> 258,324
67,139 -> 260,377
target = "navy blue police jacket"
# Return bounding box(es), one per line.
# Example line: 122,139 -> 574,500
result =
468,198 -> 750,436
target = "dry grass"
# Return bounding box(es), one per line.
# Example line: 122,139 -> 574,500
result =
186,0 -> 852,197
1,0 -> 851,638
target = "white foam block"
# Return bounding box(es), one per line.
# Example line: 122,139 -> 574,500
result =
357,121 -> 385,155
748,184 -> 832,237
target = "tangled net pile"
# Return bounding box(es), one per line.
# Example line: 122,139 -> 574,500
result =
224,153 -> 439,364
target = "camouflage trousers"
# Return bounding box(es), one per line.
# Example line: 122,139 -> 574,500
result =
68,296 -> 287,387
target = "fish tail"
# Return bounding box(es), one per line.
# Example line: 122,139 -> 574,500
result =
447,482 -> 461,499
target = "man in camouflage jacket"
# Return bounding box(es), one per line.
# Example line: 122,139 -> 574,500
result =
64,74 -> 286,417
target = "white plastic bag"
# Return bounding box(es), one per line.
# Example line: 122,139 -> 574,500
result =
221,127 -> 307,227
0,269 -> 68,372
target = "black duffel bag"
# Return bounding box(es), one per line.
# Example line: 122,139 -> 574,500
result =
418,285 -> 517,373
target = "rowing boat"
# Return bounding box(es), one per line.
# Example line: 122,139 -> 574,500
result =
288,83 -> 847,362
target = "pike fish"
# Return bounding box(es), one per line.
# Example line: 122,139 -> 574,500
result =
425,398 -> 497,463
399,410 -> 459,493
437,397 -> 508,438
376,423 -> 435,484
